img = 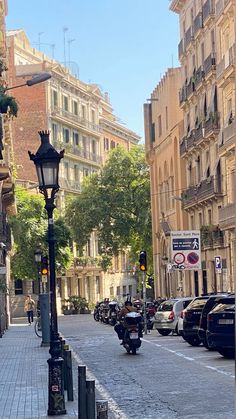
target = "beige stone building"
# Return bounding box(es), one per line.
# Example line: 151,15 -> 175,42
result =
144,68 -> 190,298
170,0 -> 233,294
7,29 -> 140,308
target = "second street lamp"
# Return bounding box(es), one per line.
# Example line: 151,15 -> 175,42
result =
29,130 -> 66,416
34,248 -> 42,294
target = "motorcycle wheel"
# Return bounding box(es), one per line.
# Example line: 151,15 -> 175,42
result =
126,348 -> 131,354
132,347 -> 137,355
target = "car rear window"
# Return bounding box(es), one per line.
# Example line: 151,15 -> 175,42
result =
158,301 -> 174,311
211,303 -> 235,314
188,298 -> 208,310
183,300 -> 192,309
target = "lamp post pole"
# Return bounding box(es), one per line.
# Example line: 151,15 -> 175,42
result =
29,130 -> 66,415
34,249 -> 42,295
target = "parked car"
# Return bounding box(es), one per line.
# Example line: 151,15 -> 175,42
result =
177,298 -> 194,335
206,295 -> 235,359
154,298 -> 192,336
183,296 -> 209,346
198,294 -> 230,349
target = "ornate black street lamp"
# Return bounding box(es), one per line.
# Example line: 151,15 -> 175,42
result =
34,248 -> 42,294
29,131 -> 66,416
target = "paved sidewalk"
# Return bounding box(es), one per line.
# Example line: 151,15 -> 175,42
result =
0,319 -> 78,419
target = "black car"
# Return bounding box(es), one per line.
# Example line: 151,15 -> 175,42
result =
206,296 -> 235,359
198,294 -> 230,349
183,296 -> 209,346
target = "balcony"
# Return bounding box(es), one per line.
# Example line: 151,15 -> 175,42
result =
193,12 -> 203,38
216,45 -> 235,84
186,79 -> 195,99
184,27 -> 193,50
54,141 -> 101,165
219,203 -> 235,230
50,107 -> 102,135
219,120 -> 236,152
202,0 -> 215,24
178,39 -> 184,59
216,0 -> 233,19
60,178 -> 81,193
180,130 -> 196,156
183,176 -> 223,209
201,226 -> 224,249
203,112 -> 220,138
204,54 -> 216,78
193,66 -> 205,89
179,86 -> 187,105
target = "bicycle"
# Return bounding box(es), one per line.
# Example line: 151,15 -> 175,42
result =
34,317 -> 42,338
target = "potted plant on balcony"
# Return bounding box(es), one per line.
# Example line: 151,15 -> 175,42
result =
69,295 -> 81,314
0,85 -> 18,117
79,297 -> 90,314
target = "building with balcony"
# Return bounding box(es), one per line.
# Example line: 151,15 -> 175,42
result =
6,29 -> 140,305
170,0 -> 229,295
144,68 -> 191,298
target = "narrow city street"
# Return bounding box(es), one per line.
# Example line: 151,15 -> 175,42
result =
59,315 -> 235,419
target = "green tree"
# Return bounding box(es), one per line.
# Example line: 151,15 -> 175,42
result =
66,145 -> 152,272
9,187 -> 73,280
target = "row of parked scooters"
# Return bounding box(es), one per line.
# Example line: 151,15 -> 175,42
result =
153,293 -> 235,359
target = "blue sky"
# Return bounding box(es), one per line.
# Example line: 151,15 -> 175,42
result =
6,0 -> 179,139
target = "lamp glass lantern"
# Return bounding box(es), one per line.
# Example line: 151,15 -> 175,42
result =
34,248 -> 42,263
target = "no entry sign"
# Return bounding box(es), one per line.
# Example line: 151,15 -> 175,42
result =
171,230 -> 201,270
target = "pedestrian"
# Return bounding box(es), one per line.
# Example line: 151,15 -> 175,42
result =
24,294 -> 35,325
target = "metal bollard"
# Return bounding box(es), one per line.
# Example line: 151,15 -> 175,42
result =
61,340 -> 67,391
78,366 -> 87,419
86,380 -> 95,419
96,400 -> 108,419
64,350 -> 74,401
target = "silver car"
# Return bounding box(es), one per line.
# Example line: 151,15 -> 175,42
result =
154,298 -> 192,336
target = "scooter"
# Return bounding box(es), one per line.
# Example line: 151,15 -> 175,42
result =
122,312 -> 142,355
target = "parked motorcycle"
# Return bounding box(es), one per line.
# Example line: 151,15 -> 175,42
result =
100,302 -> 110,324
108,301 -> 120,326
93,302 -> 101,322
121,312 -> 143,355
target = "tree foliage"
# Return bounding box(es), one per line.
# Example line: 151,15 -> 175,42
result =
9,187 -> 73,280
66,145 -> 152,271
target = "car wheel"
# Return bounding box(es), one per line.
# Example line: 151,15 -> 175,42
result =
157,329 -> 171,336
218,348 -> 235,359
203,339 -> 215,351
185,337 -> 201,346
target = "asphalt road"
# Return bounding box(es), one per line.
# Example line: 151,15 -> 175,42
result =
59,314 -> 235,419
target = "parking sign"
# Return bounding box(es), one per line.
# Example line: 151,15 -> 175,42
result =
170,230 -> 201,270
214,256 -> 222,273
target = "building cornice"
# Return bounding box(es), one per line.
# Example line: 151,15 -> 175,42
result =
169,0 -> 186,13
101,118 -> 140,143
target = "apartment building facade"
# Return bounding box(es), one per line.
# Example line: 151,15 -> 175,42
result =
144,68 -> 191,298
7,29 -> 140,305
170,0 -> 234,294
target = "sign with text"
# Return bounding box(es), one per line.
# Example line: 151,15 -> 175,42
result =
171,230 -> 201,270
214,256 -> 222,273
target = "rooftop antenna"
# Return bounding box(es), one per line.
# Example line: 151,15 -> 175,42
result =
63,26 -> 68,65
38,32 -> 44,51
68,38 -> 75,66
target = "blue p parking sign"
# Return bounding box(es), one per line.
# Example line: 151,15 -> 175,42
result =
214,256 -> 222,272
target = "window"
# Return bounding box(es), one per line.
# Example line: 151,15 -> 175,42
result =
81,104 -> 86,119
73,100 -> 78,115
115,256 -> 119,271
73,131 -> 79,146
201,42 -> 205,63
74,164 -> 79,181
128,285 -> 132,296
110,287 -> 114,297
199,213 -> 203,228
63,128 -> 70,143
123,285 -> 127,297
14,279 -> 23,295
165,107 -> 168,130
52,123 -> 58,142
116,286 -> 120,296
87,239 -> 91,257
83,168 -> 89,177
158,115 -> 162,136
64,162 -> 69,179
208,208 -> 212,224
110,140 -> 116,149
52,90 -> 58,109
63,95 -> 69,111
91,109 -> 95,123
91,139 -> 96,154
104,137 -> 109,150
190,215 -> 195,229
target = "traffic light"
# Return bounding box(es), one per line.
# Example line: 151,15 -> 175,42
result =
41,256 -> 49,276
139,251 -> 147,271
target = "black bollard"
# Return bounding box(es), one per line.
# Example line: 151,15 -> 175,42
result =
64,350 -> 74,401
78,366 -> 87,419
96,400 -> 108,419
86,380 -> 95,419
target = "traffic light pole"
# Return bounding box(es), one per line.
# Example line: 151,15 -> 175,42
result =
142,271 -> 147,335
